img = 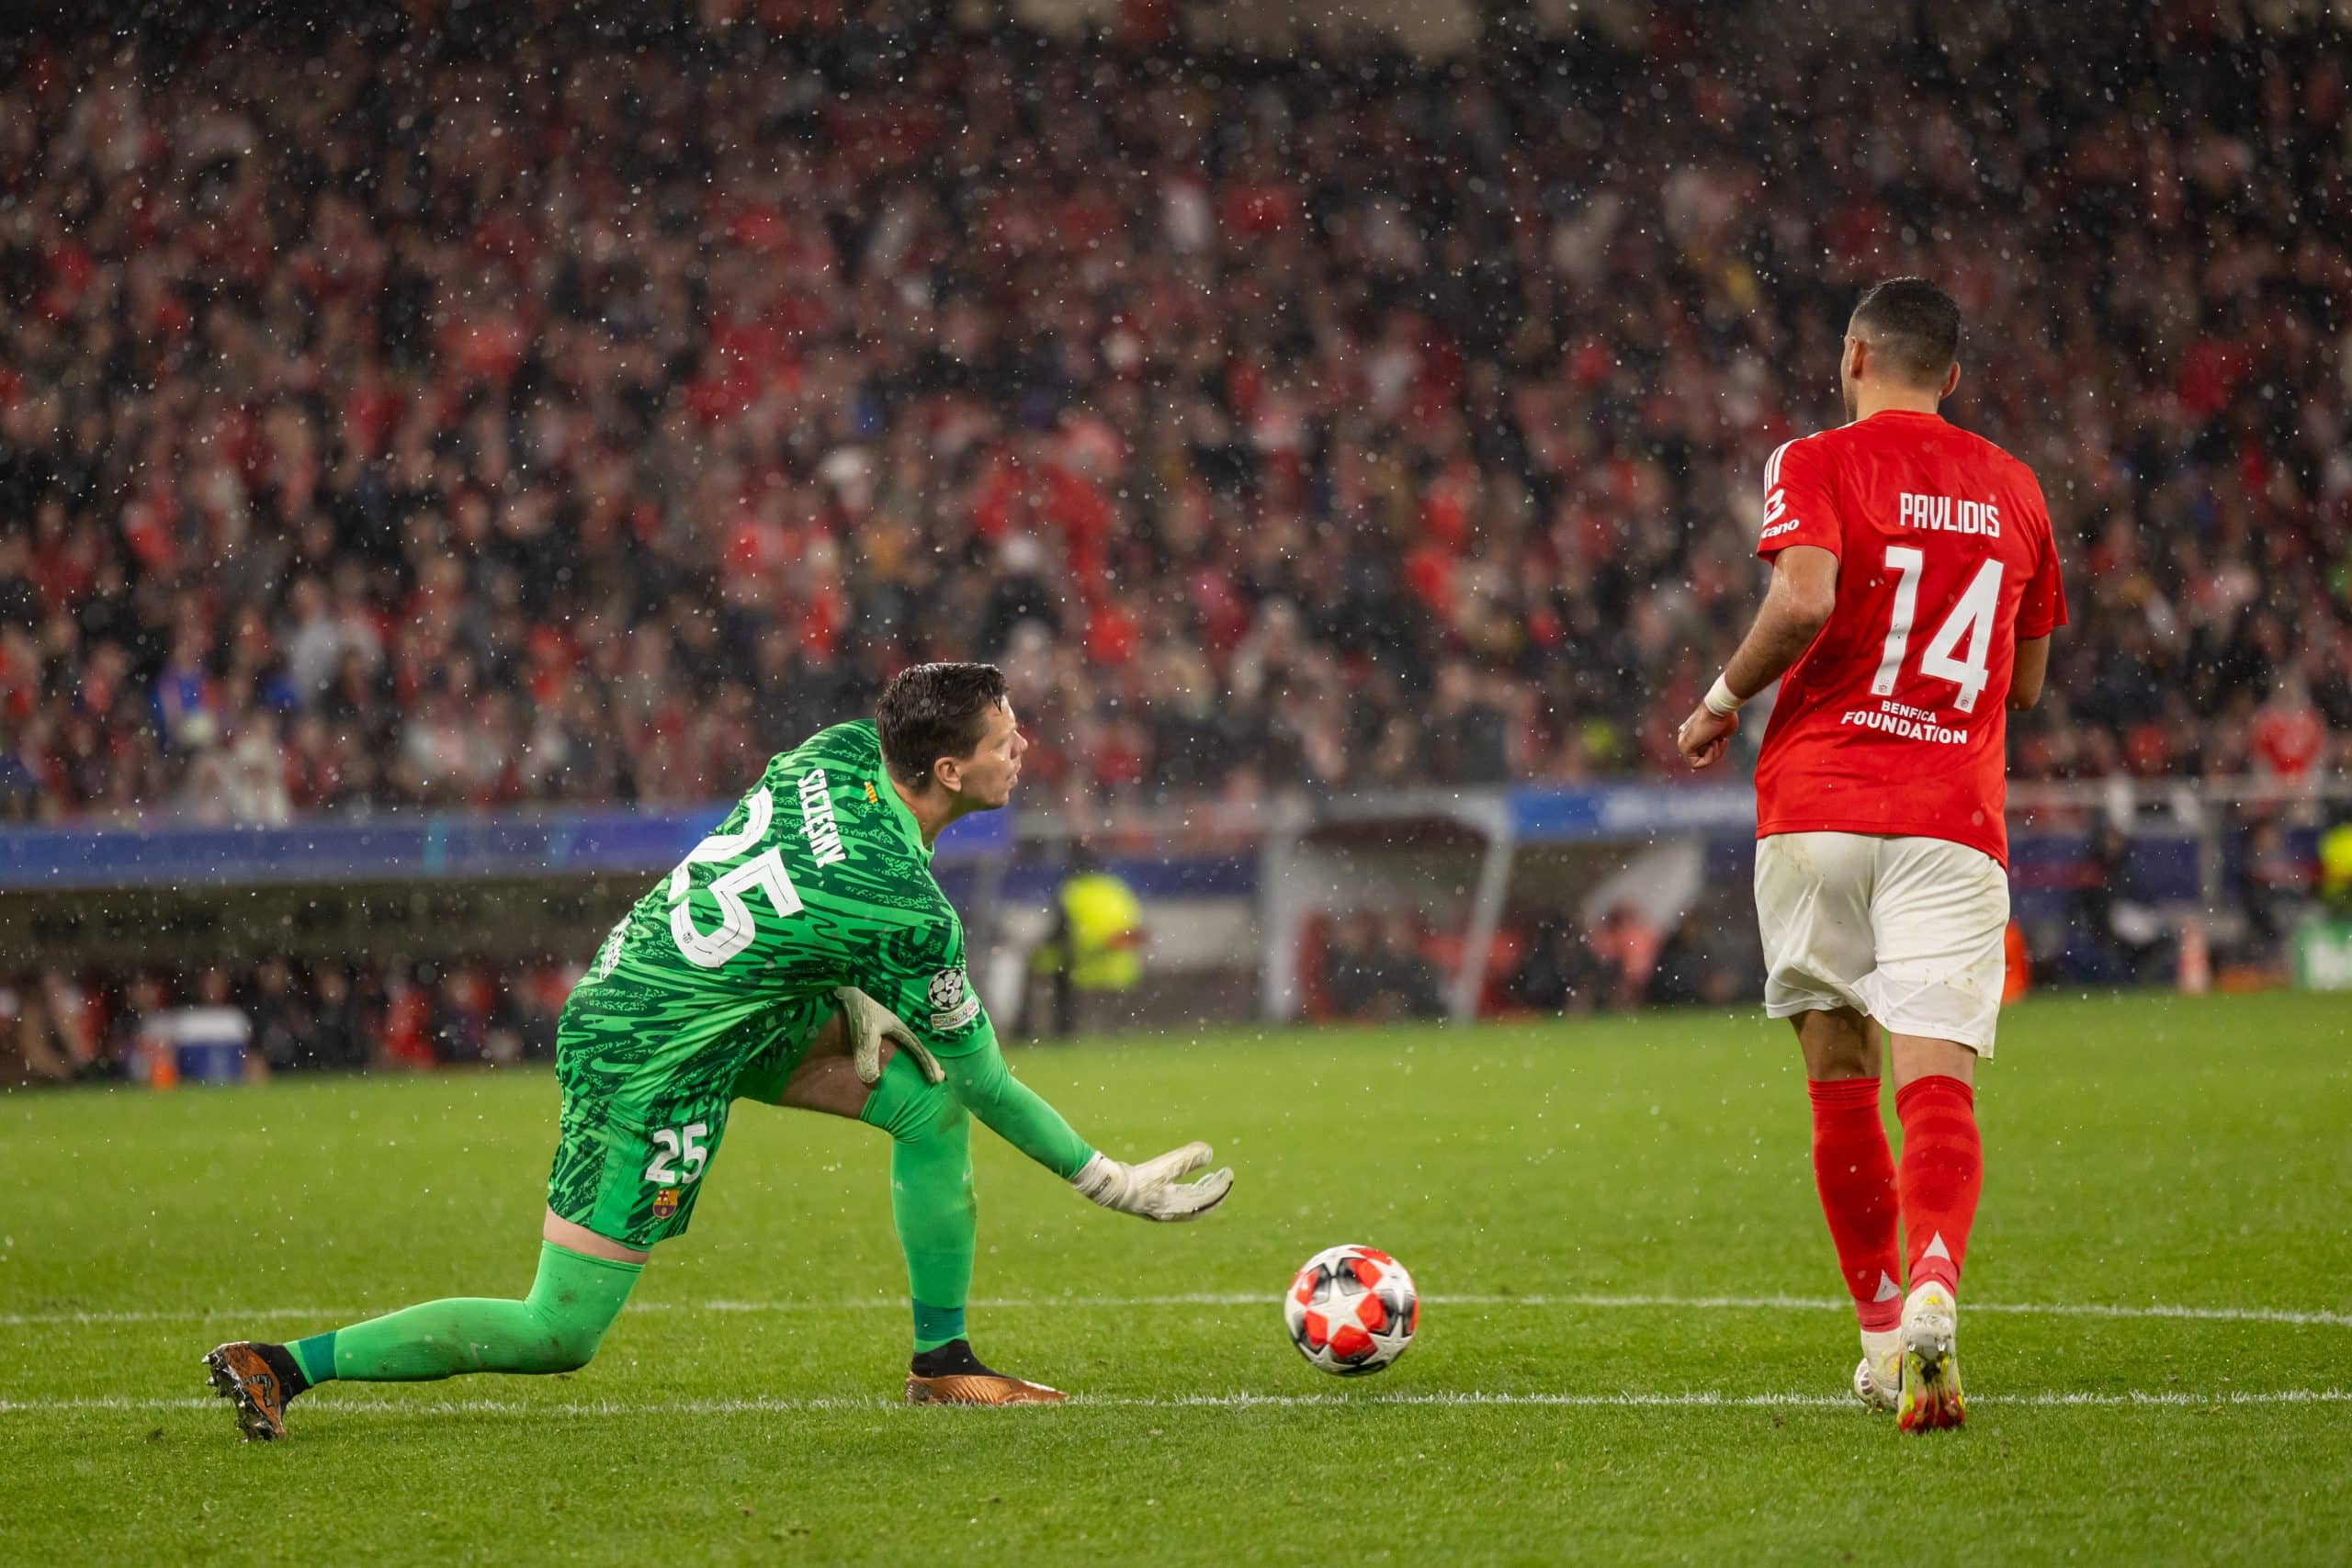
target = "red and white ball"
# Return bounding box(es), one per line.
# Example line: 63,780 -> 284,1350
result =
1283,1244 -> 1419,1375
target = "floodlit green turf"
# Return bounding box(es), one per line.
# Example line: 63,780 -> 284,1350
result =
5,991 -> 2351,1564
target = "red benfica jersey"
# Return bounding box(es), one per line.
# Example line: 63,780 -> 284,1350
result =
1752,410 -> 2066,865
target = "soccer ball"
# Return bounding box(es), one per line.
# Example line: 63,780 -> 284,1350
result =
1283,1244 -> 1419,1376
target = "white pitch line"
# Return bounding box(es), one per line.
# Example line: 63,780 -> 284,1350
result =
0,1306 -> 356,1327
710,1292 -> 2352,1329
6,1291 -> 2350,1329
2,1388 -> 2348,1418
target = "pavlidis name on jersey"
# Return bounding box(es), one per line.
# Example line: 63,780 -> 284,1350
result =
1897,492 -> 2001,536
1840,701 -> 1968,745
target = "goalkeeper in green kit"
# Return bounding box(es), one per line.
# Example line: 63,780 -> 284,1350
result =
205,664 -> 1231,1438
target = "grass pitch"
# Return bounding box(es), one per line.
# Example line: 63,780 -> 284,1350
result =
4,991 -> 2350,1564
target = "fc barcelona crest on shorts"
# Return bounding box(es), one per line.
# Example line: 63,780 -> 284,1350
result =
651,1187 -> 681,1221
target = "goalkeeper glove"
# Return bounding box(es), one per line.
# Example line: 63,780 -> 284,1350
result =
831,986 -> 943,1087
1070,1142 -> 1233,1222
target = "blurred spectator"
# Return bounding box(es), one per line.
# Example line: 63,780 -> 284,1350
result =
0,971 -> 104,1085
307,966 -> 372,1072
0,745 -> 40,821
1589,905 -> 1662,1009
111,975 -> 172,1067
2063,821 -> 2171,985
177,711 -> 296,824
1646,910 -> 1746,1009
1364,914 -> 1448,1021
426,969 -> 493,1066
1505,910 -> 1604,1014
1,982 -> 63,1085
1319,911 -> 1381,1018
496,970 -> 564,1065
2231,817 -> 2306,971
1022,848 -> 1147,1041
1321,910 -> 1446,1021
2324,818 -> 2352,914
249,957 -> 314,1074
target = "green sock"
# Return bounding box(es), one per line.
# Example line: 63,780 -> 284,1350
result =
289,1331 -> 337,1385
859,1052 -> 977,1354
912,1300 -> 966,1350
295,1241 -> 643,1383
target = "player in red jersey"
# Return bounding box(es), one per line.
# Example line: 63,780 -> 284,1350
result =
1676,278 -> 2065,1433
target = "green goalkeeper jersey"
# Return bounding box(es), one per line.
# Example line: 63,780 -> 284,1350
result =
548,720 -> 1084,1247
572,719 -> 990,1069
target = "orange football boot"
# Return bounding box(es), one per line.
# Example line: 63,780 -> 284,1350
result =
904,1371 -> 1066,1405
903,1340 -> 1065,1405
204,1342 -> 299,1441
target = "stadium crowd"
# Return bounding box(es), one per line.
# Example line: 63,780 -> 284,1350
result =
3,3 -> 2349,829
1,955 -> 568,1085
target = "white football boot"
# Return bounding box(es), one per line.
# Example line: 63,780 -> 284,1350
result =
1895,1280 -> 1966,1432
1852,1327 -> 1902,1412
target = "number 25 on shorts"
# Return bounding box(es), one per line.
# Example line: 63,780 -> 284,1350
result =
644,1122 -> 710,1186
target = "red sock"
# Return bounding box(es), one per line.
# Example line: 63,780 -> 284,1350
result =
1807,1077 -> 1903,1332
1895,1075 -> 1983,1297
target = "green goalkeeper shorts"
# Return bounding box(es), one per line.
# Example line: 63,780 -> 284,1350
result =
546,990 -> 835,1249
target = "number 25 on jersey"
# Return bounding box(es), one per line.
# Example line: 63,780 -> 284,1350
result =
666,787 -> 803,967
1871,547 -> 2003,714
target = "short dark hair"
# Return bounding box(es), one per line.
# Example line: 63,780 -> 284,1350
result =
876,662 -> 1009,785
1849,277 -> 1962,386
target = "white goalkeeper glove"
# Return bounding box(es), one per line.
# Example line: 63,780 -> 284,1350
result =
1070,1142 -> 1233,1222
831,986 -> 943,1087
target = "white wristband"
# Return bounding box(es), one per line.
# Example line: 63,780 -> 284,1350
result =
1703,675 -> 1745,716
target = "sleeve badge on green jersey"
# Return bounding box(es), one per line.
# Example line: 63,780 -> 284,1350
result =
929,968 -> 981,1031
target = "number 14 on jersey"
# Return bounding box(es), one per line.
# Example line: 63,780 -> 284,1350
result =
1871,547 -> 2003,714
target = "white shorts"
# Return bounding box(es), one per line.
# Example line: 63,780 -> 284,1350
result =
1753,831 -> 2010,1055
